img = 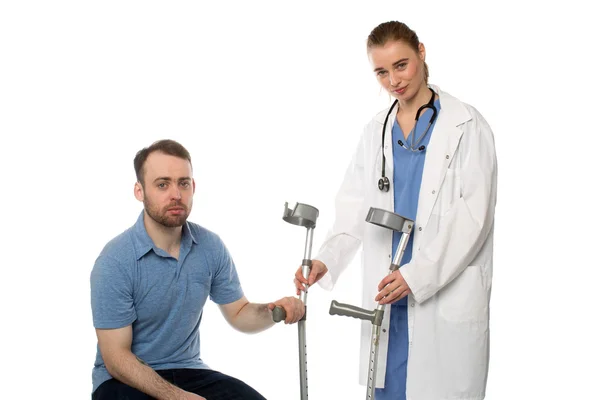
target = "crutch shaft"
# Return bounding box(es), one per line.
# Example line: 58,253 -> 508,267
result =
275,202 -> 318,400
391,231 -> 410,268
297,227 -> 312,399
366,324 -> 381,399
365,231 -> 410,398
303,227 -> 314,260
299,228 -> 314,304
298,319 -> 308,400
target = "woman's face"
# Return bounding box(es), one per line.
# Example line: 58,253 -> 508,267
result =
368,40 -> 426,102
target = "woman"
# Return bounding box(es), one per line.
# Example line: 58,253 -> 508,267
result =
295,21 -> 497,399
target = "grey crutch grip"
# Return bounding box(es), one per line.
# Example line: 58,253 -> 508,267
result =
273,306 -> 286,323
329,300 -> 384,326
272,305 -> 307,323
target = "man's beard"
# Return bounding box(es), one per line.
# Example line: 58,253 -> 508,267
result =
144,196 -> 190,228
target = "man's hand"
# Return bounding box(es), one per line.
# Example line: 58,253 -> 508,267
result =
268,296 -> 305,324
294,260 -> 328,294
375,270 -> 411,304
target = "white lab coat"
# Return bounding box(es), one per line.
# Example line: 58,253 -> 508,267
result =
316,85 -> 497,400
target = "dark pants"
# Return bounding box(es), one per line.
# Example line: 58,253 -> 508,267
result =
92,368 -> 267,400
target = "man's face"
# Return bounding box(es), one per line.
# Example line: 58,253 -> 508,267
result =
136,151 -> 195,228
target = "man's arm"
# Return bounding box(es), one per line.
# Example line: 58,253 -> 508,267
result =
96,326 -> 204,400
219,295 -> 305,333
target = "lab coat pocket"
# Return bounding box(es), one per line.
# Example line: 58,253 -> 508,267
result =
438,265 -> 487,322
436,168 -> 462,217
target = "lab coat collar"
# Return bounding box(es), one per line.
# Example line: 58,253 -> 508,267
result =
377,85 -> 472,175
373,85 -> 471,126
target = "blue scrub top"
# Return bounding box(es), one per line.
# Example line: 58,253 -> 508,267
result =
375,98 -> 441,400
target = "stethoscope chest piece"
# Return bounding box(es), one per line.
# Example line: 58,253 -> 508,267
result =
378,176 -> 390,192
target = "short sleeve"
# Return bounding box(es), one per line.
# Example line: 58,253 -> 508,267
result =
90,255 -> 137,329
209,238 -> 244,305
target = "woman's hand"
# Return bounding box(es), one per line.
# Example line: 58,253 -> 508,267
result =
294,260 -> 328,294
375,270 -> 411,304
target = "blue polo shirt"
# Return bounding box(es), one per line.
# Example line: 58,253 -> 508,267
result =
90,211 -> 244,393
376,98 -> 441,399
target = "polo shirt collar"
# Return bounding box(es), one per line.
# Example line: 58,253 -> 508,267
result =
132,210 -> 197,260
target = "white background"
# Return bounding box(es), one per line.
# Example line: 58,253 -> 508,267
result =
1,1 -> 599,399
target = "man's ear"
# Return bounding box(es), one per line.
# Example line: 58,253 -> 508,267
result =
134,181 -> 144,202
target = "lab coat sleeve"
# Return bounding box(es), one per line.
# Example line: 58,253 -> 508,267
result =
315,124 -> 371,291
401,109 -> 498,303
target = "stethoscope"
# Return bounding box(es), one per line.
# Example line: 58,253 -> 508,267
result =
378,88 -> 438,192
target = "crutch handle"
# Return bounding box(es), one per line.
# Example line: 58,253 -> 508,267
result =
272,305 -> 307,323
329,300 -> 380,324
272,306 -> 286,323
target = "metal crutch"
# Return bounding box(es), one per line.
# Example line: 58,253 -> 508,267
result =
329,207 -> 414,400
272,201 -> 319,400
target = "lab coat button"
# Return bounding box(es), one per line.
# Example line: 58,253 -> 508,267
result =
446,155 -> 450,159
418,227 -> 422,231
411,303 -> 415,307
432,190 -> 436,194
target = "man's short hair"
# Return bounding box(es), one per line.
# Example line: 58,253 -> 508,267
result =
134,139 -> 192,186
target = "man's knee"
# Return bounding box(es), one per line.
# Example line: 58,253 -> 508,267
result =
222,375 -> 266,400
187,371 -> 266,400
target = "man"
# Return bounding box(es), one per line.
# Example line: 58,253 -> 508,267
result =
90,139 -> 304,399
